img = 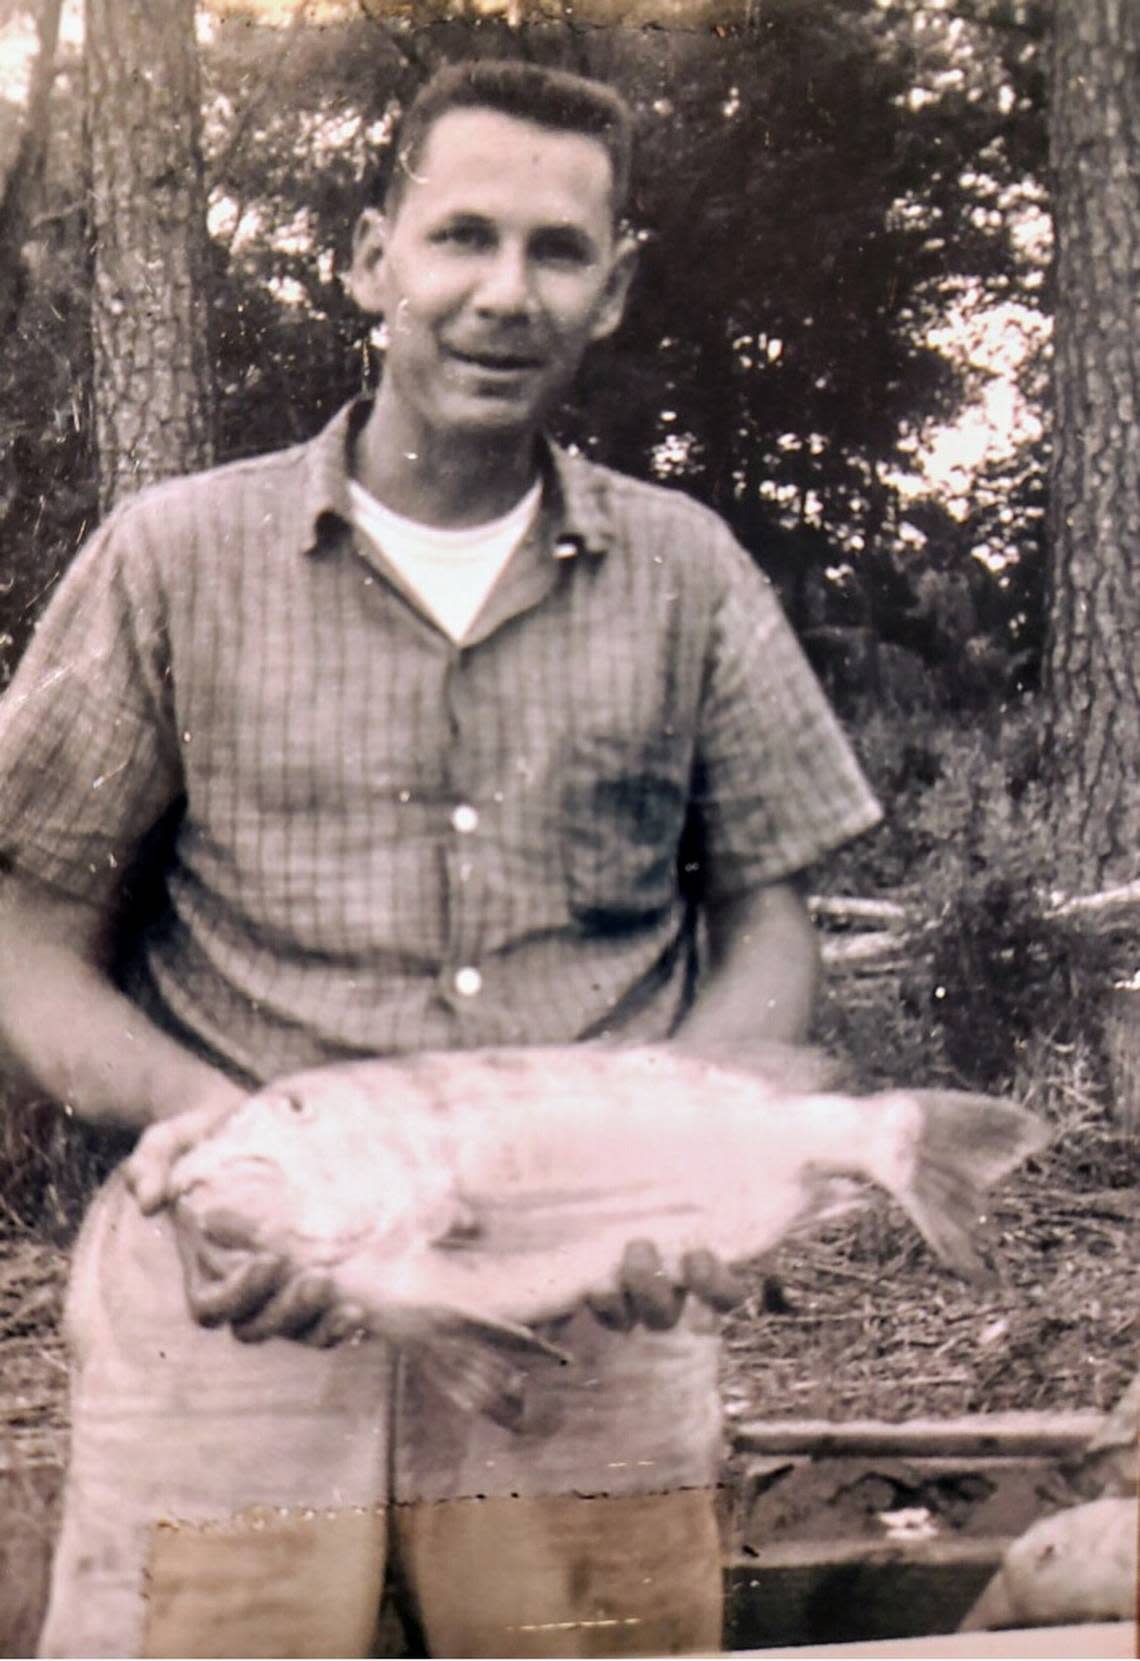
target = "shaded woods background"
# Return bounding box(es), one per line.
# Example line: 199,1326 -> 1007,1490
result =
2,0 -> 1053,709
0,24 -> 1135,1650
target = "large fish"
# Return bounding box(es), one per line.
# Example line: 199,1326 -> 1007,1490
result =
166,1043 -> 1049,1396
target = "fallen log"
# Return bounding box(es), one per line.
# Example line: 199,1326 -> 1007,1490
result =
809,897 -> 910,928
821,931 -> 911,968
813,883 -> 1140,940
732,1412 -> 1102,1461
1050,879 -> 1140,922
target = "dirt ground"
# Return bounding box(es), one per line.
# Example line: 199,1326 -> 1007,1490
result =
0,1125 -> 1135,1659
723,1145 -> 1138,1429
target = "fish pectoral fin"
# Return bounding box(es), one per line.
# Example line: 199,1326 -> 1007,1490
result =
373,1295 -> 570,1367
417,1305 -> 570,1365
411,1335 -> 553,1431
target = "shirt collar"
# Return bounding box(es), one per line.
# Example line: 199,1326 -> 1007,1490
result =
300,398 -> 615,562
537,440 -> 615,561
300,398 -> 368,555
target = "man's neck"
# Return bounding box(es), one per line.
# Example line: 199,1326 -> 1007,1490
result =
352,390 -> 540,529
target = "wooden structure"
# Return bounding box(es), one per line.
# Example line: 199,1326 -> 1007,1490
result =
723,1413 -> 1108,1649
0,1410 -> 1128,1655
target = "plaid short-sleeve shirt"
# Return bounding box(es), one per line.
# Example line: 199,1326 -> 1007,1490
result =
0,400 -> 880,1086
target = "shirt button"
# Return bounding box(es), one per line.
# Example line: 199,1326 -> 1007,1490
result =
451,803 -> 479,834
454,966 -> 482,997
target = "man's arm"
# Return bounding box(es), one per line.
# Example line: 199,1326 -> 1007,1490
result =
677,879 -> 821,1047
0,871 -> 372,1339
0,872 -> 247,1204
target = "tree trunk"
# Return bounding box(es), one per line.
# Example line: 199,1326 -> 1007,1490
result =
86,0 -> 215,513
0,0 -> 65,351
1043,0 -> 1140,893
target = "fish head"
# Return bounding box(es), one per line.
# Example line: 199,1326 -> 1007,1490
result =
168,1077 -> 453,1264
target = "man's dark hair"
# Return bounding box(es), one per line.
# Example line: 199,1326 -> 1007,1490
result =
383,60 -> 633,223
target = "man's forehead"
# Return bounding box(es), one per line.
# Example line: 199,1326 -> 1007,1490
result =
396,106 -> 617,222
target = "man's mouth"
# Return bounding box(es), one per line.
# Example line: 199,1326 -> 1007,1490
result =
446,346 -> 545,373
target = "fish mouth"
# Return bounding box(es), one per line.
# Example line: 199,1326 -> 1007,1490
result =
171,1154 -> 284,1218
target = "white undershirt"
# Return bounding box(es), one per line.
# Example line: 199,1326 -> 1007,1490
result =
348,478 -> 543,643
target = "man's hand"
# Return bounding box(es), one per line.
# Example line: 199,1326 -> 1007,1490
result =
169,1192 -> 372,1349
173,1210 -> 373,1346
171,1209 -> 370,1346
586,1239 -> 747,1334
129,1093 -> 372,1346
124,1093 -> 245,1214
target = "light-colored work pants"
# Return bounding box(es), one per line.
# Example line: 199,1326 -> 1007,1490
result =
38,1171 -> 725,1659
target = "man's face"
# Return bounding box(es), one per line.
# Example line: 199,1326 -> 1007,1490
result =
350,107 -> 635,442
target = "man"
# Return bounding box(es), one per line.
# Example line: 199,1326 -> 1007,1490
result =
0,61 -> 880,1657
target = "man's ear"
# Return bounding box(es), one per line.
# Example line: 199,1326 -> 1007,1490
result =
588,232 -> 639,345
346,207 -> 388,313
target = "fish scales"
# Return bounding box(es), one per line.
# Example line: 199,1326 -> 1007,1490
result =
168,1043 -> 1049,1368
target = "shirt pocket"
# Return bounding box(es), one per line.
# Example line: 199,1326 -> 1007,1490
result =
562,732 -> 689,931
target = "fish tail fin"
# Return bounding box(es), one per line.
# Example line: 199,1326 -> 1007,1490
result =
879,1091 -> 1050,1284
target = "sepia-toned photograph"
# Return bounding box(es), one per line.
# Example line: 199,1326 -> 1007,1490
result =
0,0 -> 1135,1656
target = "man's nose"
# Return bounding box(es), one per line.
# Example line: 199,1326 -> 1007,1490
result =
474,244 -> 533,316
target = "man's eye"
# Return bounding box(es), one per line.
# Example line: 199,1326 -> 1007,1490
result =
532,235 -> 592,267
433,223 -> 493,250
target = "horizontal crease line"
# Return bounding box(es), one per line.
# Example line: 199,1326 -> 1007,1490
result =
511,1618 -> 643,1632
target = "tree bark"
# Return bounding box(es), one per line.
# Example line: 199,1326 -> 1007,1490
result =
86,0 -> 215,513
1043,0 -> 1140,891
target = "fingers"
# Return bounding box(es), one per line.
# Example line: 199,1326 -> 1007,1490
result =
680,1247 -> 749,1313
586,1240 -> 685,1333
586,1242 -> 749,1334
171,1201 -> 369,1348
174,1221 -> 289,1328
177,1232 -> 367,1347
230,1270 -> 339,1345
126,1116 -> 194,1215
619,1239 -> 687,1331
585,1284 -> 636,1332
296,1300 -> 370,1351
125,1096 -> 244,1215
